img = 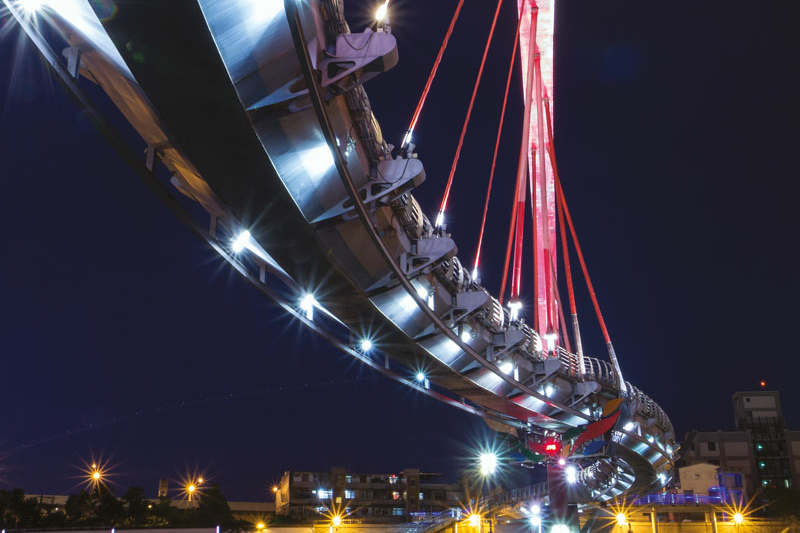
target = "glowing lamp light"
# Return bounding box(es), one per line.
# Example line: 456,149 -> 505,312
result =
19,0 -> 45,14
272,486 -> 278,493
565,465 -> 577,484
435,211 -> 445,228
657,472 -> 667,484
416,372 -> 426,382
545,384 -> 555,397
529,516 -> 541,527
530,504 -> 541,516
760,380 -> 766,387
232,230 -> 251,253
92,471 -> 101,480
461,330 -> 472,343
508,301 -> 522,321
467,514 -> 481,528
331,515 -> 342,528
375,0 -> 388,22
402,130 -> 413,147
478,452 -> 498,476
551,525 -> 569,533
616,513 -> 627,526
188,484 -> 196,493
197,477 -> 204,484
732,513 -> 744,525
300,293 -> 317,320
301,145 -> 335,177
256,524 -> 265,530
359,338 -> 373,352
499,361 -> 513,375
558,458 -> 566,466
623,421 -> 635,431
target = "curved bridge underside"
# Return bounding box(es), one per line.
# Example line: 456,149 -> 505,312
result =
8,0 -> 677,502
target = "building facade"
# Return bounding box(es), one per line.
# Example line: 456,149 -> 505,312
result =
680,390 -> 800,495
275,468 -> 464,520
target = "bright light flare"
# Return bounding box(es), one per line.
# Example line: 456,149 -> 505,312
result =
81,459 -> 112,492
331,515 -> 342,528
18,0 -> 46,14
499,361 -> 513,375
508,301 -> 522,321
416,372 -> 425,382
732,513 -> 743,525
565,465 -> 577,484
529,516 -> 541,527
300,293 -> 317,320
551,525 -> 569,533
435,211 -> 444,227
467,514 -> 481,528
359,338 -> 373,352
479,452 -> 497,476
272,485 -> 278,493
256,523 -> 266,530
232,230 -> 251,253
375,0 -> 388,22
616,513 -> 627,526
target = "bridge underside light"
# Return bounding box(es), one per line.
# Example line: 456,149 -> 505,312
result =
732,513 -> 743,525
359,338 -> 372,352
529,516 -> 541,527
300,293 -> 317,320
623,421 -> 635,431
232,229 -> 251,253
19,0 -> 46,13
509,301 -> 522,321
551,525 -> 569,533
301,144 -> 335,177
616,513 -> 627,526
565,465 -> 577,484
375,1 -> 388,22
461,330 -> 472,343
416,372 -> 425,382
499,361 -> 513,375
479,452 -> 497,476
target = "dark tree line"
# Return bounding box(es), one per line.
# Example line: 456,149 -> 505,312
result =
0,484 -> 245,530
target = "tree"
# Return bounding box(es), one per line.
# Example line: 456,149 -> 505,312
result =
65,490 -> 97,525
121,486 -> 149,526
193,484 -> 236,528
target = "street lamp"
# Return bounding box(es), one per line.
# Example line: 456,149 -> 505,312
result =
732,513 -> 744,525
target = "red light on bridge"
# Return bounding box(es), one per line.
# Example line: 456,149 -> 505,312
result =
760,380 -> 767,387
543,439 -> 561,457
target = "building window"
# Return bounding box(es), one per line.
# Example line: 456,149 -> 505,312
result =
419,492 -> 424,500
302,473 -> 309,482
345,490 -> 356,499
392,508 -> 404,516
346,475 -> 352,483
389,475 -> 398,484
707,442 -> 717,452
392,491 -> 400,500
318,489 -> 332,499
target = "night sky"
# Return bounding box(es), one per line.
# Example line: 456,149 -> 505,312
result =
1,0 -> 799,501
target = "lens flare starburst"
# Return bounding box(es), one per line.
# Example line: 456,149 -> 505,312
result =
80,458 -> 112,493
176,470 -> 208,502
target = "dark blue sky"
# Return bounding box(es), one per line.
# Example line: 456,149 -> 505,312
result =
1,0 -> 798,500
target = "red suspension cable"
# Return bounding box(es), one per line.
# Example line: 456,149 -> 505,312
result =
402,0 -> 466,147
436,0 -> 505,223
472,10 -> 523,279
